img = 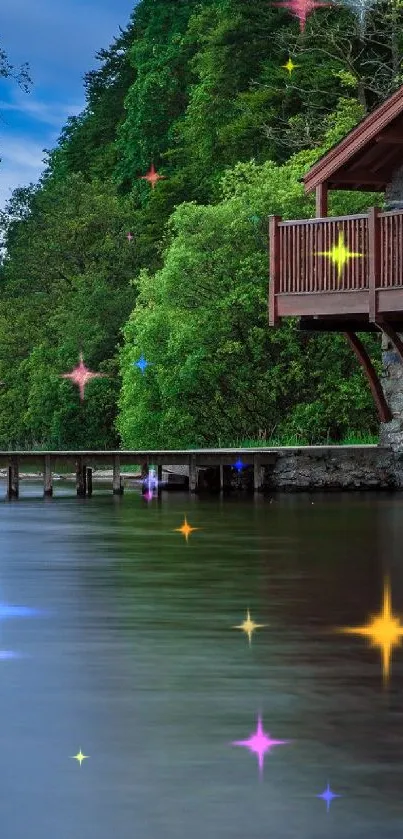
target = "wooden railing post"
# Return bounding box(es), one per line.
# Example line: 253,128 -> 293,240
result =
268,215 -> 282,326
368,207 -> 381,322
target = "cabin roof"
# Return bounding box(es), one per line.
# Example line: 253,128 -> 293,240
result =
303,84 -> 403,194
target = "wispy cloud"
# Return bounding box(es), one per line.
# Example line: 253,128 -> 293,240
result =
0,94 -> 84,128
0,136 -> 47,207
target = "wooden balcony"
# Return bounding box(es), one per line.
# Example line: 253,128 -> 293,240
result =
269,208 -> 403,329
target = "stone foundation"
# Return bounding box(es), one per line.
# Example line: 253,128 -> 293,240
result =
379,333 -> 403,450
165,447 -> 403,491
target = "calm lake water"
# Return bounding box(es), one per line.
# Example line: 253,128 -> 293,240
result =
1,482 -> 403,838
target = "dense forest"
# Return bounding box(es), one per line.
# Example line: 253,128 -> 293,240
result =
1,0 -> 403,449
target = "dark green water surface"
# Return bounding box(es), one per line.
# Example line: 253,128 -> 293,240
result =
1,483 -> 403,838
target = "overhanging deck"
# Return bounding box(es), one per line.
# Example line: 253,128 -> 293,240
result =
269,208 -> 403,327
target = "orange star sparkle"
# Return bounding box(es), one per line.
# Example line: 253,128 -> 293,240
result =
174,515 -> 199,543
61,353 -> 107,401
139,163 -> 166,189
233,609 -> 267,646
339,579 -> 403,683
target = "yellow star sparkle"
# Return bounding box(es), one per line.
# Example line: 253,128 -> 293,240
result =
339,579 -> 403,683
283,57 -> 298,75
71,749 -> 89,766
316,231 -> 363,281
174,515 -> 199,543
233,609 -> 267,646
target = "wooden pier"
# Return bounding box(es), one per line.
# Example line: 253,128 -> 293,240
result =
0,447 -> 379,499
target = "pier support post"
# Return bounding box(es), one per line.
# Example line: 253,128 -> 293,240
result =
189,455 -> 198,493
86,467 -> 93,498
76,458 -> 87,497
253,457 -> 264,493
113,455 -> 123,495
157,465 -> 162,495
7,457 -> 19,499
44,455 -> 53,497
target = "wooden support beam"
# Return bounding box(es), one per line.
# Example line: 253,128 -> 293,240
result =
253,457 -> 263,493
86,467 -> 93,498
330,171 -> 385,184
268,215 -> 281,326
368,207 -> 381,322
43,455 -> 53,497
344,331 -> 392,422
76,458 -> 86,497
375,319 -> 403,363
113,455 -> 123,495
375,130 -> 403,143
7,458 -> 19,499
315,182 -> 328,217
189,455 -> 198,493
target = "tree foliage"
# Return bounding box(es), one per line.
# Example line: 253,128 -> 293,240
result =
1,0 -> 402,448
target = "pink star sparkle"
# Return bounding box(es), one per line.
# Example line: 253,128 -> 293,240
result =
273,0 -> 333,31
139,163 -> 166,189
61,353 -> 107,401
232,715 -> 289,775
126,232 -> 134,242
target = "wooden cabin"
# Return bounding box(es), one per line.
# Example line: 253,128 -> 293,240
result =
268,83 -> 403,425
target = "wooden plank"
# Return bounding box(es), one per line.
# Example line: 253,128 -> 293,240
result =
368,207 -> 381,321
315,182 -> 328,217
268,215 -> 281,326
330,171 -> 386,184
277,290 -> 368,317
344,331 -> 392,422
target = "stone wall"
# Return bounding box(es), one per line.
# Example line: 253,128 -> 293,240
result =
385,164 -> 403,210
379,334 -> 403,450
264,446 -> 401,490
165,448 -> 403,491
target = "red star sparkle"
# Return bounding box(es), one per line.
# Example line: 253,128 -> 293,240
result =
273,0 -> 333,31
138,163 -> 166,189
61,353 -> 107,401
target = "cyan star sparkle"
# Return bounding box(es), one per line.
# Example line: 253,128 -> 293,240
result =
274,0 -> 333,31
317,781 -> 341,812
133,355 -> 153,375
61,354 -> 107,401
232,715 -> 289,776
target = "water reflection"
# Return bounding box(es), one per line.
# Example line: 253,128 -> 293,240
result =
0,486 -> 403,838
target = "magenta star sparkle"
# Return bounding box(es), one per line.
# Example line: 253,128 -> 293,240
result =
317,782 -> 341,812
61,353 -> 107,401
273,0 -> 333,31
232,715 -> 289,775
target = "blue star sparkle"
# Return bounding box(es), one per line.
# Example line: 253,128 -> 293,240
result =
234,459 -> 244,472
133,355 -> 152,375
317,782 -> 341,812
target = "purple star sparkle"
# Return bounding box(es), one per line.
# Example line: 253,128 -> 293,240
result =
317,782 -> 341,812
232,714 -> 289,775
0,650 -> 19,659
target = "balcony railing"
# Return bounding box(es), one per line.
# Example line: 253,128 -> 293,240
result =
269,208 -> 403,325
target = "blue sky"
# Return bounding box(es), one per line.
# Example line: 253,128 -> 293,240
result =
0,0 -> 138,210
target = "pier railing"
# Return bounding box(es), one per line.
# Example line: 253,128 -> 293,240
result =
269,208 -> 403,323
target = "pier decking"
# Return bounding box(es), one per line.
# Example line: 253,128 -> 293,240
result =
0,447 -> 379,498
